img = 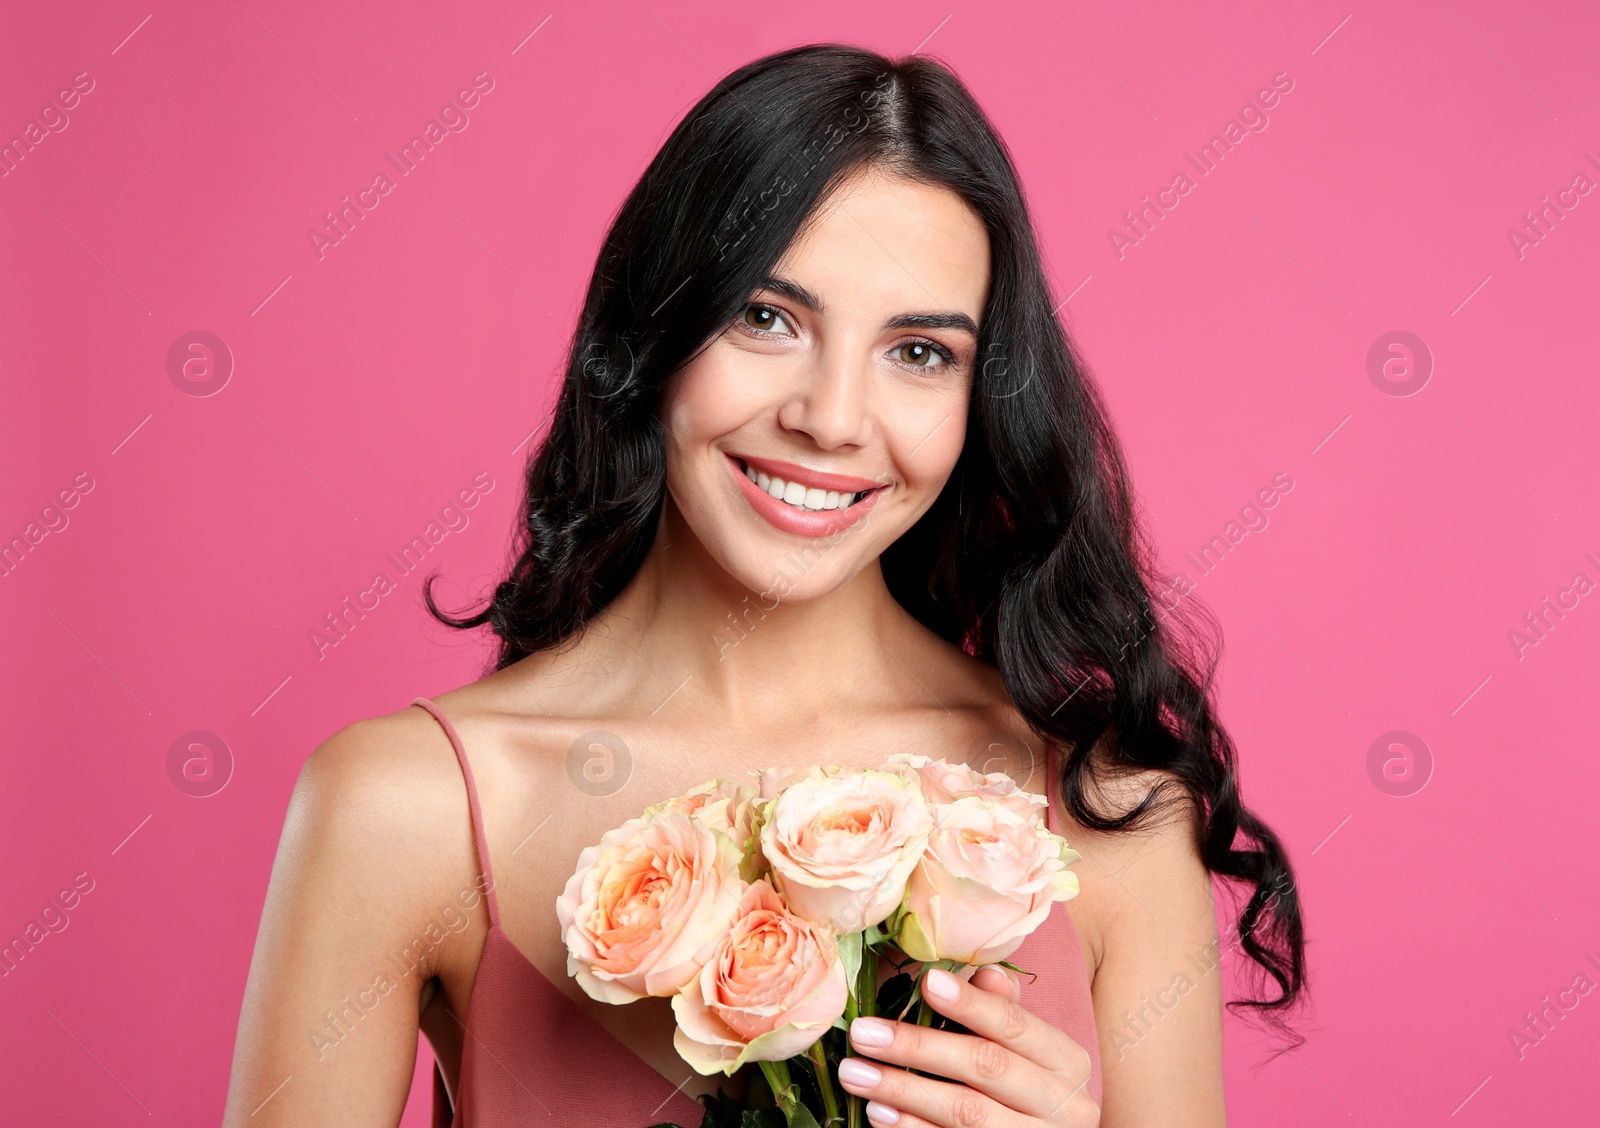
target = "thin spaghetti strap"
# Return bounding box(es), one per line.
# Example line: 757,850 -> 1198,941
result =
411,696 -> 501,930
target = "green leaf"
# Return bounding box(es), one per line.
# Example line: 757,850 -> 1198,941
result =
837,930 -> 863,1004
782,1103 -> 823,1128
997,958 -> 1038,984
899,978 -> 922,1021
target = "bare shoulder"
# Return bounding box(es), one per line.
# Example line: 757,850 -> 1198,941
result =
1069,762 -> 1211,905
294,701 -> 465,842
298,701 -> 458,801
1067,754 -> 1226,1125
222,699 -> 496,1125
282,699 -> 487,945
1059,756 -> 1214,981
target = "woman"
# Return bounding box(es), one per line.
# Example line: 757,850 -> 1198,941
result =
224,44 -> 1304,1128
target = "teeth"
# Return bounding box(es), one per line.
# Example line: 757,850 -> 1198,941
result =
743,463 -> 862,511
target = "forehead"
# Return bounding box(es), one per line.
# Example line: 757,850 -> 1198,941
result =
772,167 -> 990,324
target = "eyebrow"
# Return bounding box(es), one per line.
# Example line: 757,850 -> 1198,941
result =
756,275 -> 980,339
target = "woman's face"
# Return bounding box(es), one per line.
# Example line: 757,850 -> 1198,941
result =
661,167 -> 991,603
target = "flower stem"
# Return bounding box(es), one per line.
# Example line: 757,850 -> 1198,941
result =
760,1060 -> 796,1116
846,944 -> 877,1127
806,1040 -> 842,1126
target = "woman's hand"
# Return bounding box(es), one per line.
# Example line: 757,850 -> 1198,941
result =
837,965 -> 1098,1127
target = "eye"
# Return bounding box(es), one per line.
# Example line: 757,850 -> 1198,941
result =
891,339 -> 958,370
739,303 -> 794,336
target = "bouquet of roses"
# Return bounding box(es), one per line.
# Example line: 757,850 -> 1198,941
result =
557,753 -> 1083,1128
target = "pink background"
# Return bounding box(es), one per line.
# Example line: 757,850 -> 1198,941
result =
3,0 -> 1597,1122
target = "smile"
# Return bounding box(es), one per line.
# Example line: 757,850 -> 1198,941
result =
725,454 -> 888,538
741,463 -> 864,511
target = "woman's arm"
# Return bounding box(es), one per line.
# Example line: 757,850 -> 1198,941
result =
1083,791 -> 1227,1128
222,715 -> 483,1127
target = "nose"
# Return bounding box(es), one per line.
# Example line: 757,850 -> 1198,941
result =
775,340 -> 874,450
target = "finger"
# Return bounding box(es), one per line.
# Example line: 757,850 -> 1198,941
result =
847,1016 -> 1065,1119
864,1099 -> 919,1128
863,1094 -> 1099,1128
969,964 -> 1021,1003
837,1057 -> 1020,1128
920,966 -> 1092,1079
860,1100 -> 954,1128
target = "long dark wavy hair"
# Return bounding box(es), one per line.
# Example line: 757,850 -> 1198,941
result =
427,43 -> 1306,1033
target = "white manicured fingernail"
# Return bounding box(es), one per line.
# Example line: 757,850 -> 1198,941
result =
865,1101 -> 900,1125
851,1017 -> 894,1049
924,967 -> 959,1001
838,1058 -> 882,1088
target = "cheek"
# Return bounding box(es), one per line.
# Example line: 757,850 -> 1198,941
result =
664,348 -> 766,448
661,349 -> 773,520
892,395 -> 969,490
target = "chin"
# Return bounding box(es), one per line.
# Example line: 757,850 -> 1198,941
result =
716,535 -> 873,605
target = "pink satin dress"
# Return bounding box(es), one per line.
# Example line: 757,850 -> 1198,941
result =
412,696 -> 1102,1126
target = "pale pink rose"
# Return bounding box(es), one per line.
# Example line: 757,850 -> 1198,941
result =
755,763 -> 838,799
557,810 -> 745,1004
671,880 -> 849,1074
760,768 -> 932,933
886,752 -> 1049,824
893,796 -> 1081,965
645,778 -> 758,853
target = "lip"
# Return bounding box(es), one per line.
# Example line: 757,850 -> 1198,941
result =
733,453 -> 886,494
725,453 -> 888,538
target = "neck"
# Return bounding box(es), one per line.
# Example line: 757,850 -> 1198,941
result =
554,497 -> 917,720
